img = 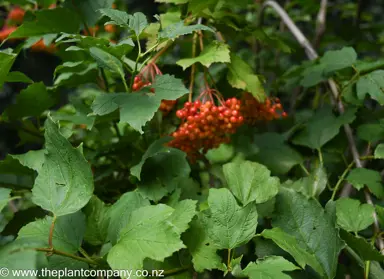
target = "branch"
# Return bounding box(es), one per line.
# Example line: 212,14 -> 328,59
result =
258,0 -> 384,254
313,0 -> 328,49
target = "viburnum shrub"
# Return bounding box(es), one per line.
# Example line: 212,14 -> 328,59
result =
1,1 -> 384,278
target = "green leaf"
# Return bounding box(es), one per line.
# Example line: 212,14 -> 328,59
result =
0,50 -> 17,89
3,82 -> 55,120
336,198 -> 375,233
272,189 -> 344,279
376,205 -> 384,229
107,191 -> 150,245
374,144 -> 384,159
261,228 -> 323,275
115,74 -> 188,133
131,137 -> 173,180
340,230 -> 384,262
158,21 -> 215,40
242,256 -> 299,279
129,12 -> 148,36
357,122 -> 384,142
90,94 -> 120,116
176,41 -> 230,70
292,106 -> 356,149
206,144 -> 234,164
300,64 -> 327,87
9,8 -> 81,38
356,70 -> 384,105
252,133 -> 303,175
83,196 -> 110,246
0,155 -> 35,189
31,117 -> 94,216
65,0 -> 114,27
155,0 -> 189,3
0,248 -> 37,279
0,188 -> 12,212
320,46 -> 357,74
286,165 -> 327,198
346,168 -> 384,198
89,47 -> 125,80
107,203 -> 192,272
99,8 -> 130,27
11,149 -> 46,172
183,218 -> 225,272
203,188 -> 258,249
167,199 -> 197,234
223,160 -> 279,205
5,71 -> 34,83
17,211 -> 86,253
227,54 -> 265,101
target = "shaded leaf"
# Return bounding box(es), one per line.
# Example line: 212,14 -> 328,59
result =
158,21 -> 214,40
223,160 -> 279,205
183,218 -> 225,272
99,8 -> 130,26
0,188 -> 12,212
3,82 -> 55,120
203,188 -> 258,249
261,228 -> 323,274
17,211 -> 86,253
272,189 -> 344,279
0,50 -> 17,89
374,144 -> 384,159
320,47 -> 357,74
5,71 -> 33,83
9,8 -> 81,38
107,191 -> 150,245
356,70 -> 384,105
31,117 -> 94,216
129,12 -> 148,36
227,54 -> 265,101
83,196 -> 110,246
107,204 -> 191,273
340,230 -> 384,262
252,133 -> 303,175
176,41 -> 230,70
346,168 -> 384,198
292,106 -> 356,149
242,256 -> 299,279
336,198 -> 375,233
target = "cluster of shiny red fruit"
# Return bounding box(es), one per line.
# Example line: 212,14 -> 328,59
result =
132,63 -> 177,115
241,92 -> 287,124
168,90 -> 244,162
0,5 -> 57,53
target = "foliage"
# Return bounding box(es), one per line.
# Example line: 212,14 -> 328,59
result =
1,0 -> 384,279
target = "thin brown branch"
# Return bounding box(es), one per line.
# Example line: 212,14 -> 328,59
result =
313,0 -> 328,49
47,214 -> 57,255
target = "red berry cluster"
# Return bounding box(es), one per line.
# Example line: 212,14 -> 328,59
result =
169,90 -> 244,162
132,63 -> 177,115
241,92 -> 287,125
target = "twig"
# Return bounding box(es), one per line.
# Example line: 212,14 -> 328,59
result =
47,214 -> 57,255
313,0 -> 328,49
35,248 -> 98,266
189,33 -> 198,102
258,0 -> 384,253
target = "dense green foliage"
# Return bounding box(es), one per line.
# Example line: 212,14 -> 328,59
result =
1,0 -> 384,278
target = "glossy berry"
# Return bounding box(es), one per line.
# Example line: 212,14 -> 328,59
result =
168,91 -> 244,163
7,7 -> 25,24
240,92 -> 287,124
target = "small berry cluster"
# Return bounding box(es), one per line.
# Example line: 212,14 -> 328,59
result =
169,89 -> 244,162
132,63 -> 177,115
241,92 -> 287,124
